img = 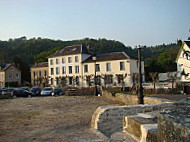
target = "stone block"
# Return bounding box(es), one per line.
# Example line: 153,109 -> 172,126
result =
124,115 -> 156,141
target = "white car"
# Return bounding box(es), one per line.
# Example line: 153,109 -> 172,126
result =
41,87 -> 53,96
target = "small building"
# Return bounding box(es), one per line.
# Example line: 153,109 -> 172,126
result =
176,41 -> 190,93
48,44 -> 144,88
31,62 -> 49,87
0,64 -> 21,88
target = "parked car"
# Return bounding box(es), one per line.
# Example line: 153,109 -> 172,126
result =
0,88 -> 6,95
30,86 -> 41,96
21,87 -> 30,91
13,88 -> 32,97
4,88 -> 15,96
52,88 -> 63,96
41,87 -> 53,96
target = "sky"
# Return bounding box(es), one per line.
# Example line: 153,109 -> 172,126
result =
0,0 -> 189,47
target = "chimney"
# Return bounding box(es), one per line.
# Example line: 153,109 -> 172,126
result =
87,45 -> 92,53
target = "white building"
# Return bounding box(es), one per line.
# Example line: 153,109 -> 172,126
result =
176,41 -> 190,82
176,41 -> 190,93
48,44 -> 144,88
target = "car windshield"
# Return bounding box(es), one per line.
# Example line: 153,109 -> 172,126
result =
43,88 -> 52,91
54,89 -> 61,92
6,89 -> 14,92
31,88 -> 38,91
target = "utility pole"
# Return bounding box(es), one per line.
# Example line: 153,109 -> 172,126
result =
137,45 -> 144,104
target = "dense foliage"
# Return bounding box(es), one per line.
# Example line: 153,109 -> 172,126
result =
0,36 -> 182,83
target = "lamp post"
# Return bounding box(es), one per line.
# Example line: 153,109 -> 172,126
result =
137,45 -> 144,104
92,55 -> 98,96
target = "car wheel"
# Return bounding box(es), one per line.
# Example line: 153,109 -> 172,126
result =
28,94 -> 31,98
13,95 -> 17,98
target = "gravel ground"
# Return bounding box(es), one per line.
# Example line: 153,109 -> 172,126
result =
0,96 -> 125,142
149,94 -> 189,101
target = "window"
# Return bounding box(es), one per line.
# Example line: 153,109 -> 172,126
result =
117,75 -> 123,84
96,76 -> 101,86
56,67 -> 60,75
75,66 -> 79,74
120,62 -> 125,70
39,71 -> 41,77
56,59 -> 59,64
75,56 -> 79,62
33,71 -> 36,77
50,59 -> 53,65
106,63 -> 111,71
34,80 -> 37,86
69,77 -> 73,85
56,78 -> 59,85
44,70 -> 47,76
69,66 -> 72,74
68,57 -> 72,63
10,67 -> 14,71
62,66 -> 66,74
16,73 -> 19,78
76,76 -> 79,86
50,78 -> 53,85
86,76 -> 91,86
62,58 -> 65,63
8,73 -> 12,79
105,75 -> 113,84
51,68 -> 54,75
84,65 -> 88,73
96,64 -> 100,72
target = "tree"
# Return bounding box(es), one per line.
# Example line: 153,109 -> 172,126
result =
167,72 -> 180,90
116,74 -> 128,91
12,56 -> 31,84
149,72 -> 158,89
157,49 -> 178,72
84,75 -> 94,87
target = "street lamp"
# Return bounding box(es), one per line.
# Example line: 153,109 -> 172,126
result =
92,55 -> 98,96
137,45 -> 144,104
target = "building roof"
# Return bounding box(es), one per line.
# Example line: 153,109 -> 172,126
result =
0,64 -> 12,71
48,44 -> 92,58
0,64 -> 20,72
83,52 -> 133,63
32,62 -> 48,68
184,41 -> 190,48
176,40 -> 190,62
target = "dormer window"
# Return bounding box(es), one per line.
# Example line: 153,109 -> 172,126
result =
72,48 -> 77,51
10,67 -> 14,71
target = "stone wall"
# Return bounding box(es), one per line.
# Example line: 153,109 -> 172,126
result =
158,102 -> 190,142
102,91 -> 173,105
91,103 -> 173,137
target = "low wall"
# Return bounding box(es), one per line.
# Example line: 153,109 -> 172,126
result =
91,103 -> 173,137
158,102 -> 190,142
102,91 -> 173,105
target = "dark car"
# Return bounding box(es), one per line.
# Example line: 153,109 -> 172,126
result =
0,88 -> 6,95
41,87 -> 53,96
30,86 -> 41,96
21,87 -> 30,91
52,88 -> 63,96
13,88 -> 32,97
4,88 -> 15,96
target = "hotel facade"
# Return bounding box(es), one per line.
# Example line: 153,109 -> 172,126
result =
47,45 -> 144,88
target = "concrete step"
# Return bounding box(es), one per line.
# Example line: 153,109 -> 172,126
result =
123,113 -> 158,142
